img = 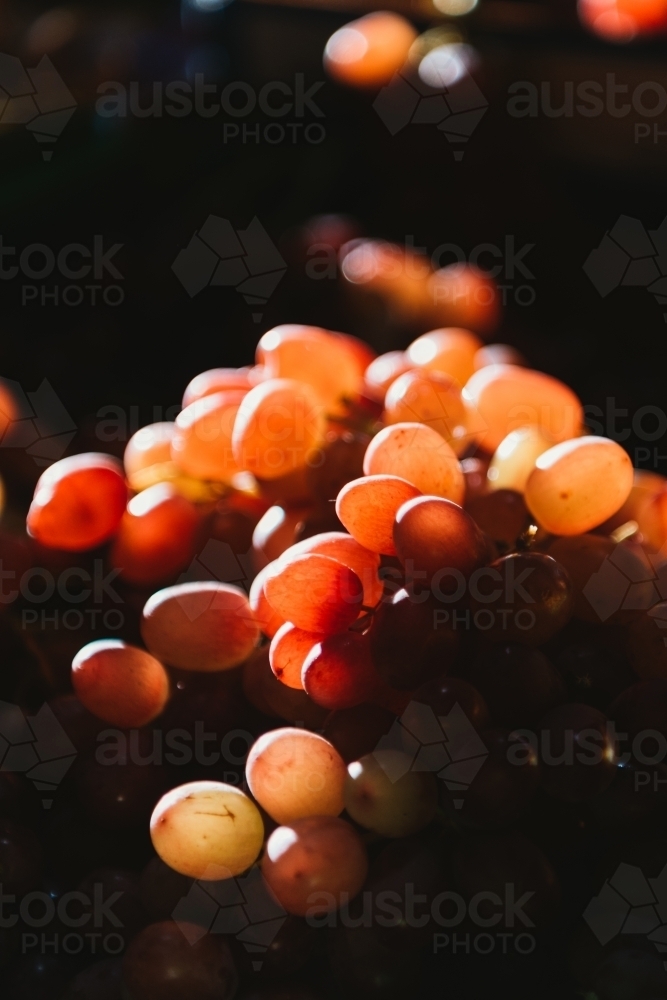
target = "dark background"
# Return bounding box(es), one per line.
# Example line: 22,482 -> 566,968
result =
1,0 -> 667,478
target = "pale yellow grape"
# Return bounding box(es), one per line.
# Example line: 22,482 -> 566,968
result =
150,781 -> 264,880
487,426 -> 555,493
246,728 -> 346,824
525,436 -> 634,536
344,751 -> 438,838
363,422 -> 464,503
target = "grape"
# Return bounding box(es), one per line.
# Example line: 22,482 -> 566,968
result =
463,363 -> 583,452
27,453 -> 127,551
150,781 -> 264,879
263,553 -> 363,634
171,390 -> 246,482
77,867 -> 149,943
474,343 -> 526,369
340,239 -> 431,324
461,455 -> 489,502
344,751 -> 437,837
465,488 -> 530,548
486,425 -> 555,493
72,639 -> 170,728
364,351 -> 412,399
608,678 -> 667,751
285,530 -> 383,607
427,265 -> 500,336
323,12 -> 417,87
597,468 -> 666,540
182,367 -> 253,407
261,816 -> 368,916
79,732 -> 172,830
336,475 -> 421,558
364,423 -> 464,502
241,647 -> 329,728
232,378 -> 326,480
246,727 -> 346,823
122,921 -> 238,1000
139,857 -> 193,921
405,327 -> 483,386
623,603 -> 667,679
257,325 -> 363,415
525,436 -> 634,535
469,644 -> 565,728
141,582 -> 259,672
407,675 -> 490,731
302,631 -> 383,709
252,504 -> 311,568
548,534 -> 657,624
469,552 -> 574,645
305,430 -> 369,503
323,703 -> 396,763
269,622 -> 321,689
368,587 -> 460,690
384,369 -> 469,453
110,483 -> 200,587
62,958 -> 123,1000
393,495 -> 490,585
124,423 -> 175,490
538,703 -> 616,802
556,640 -> 635,705
249,565 -> 286,638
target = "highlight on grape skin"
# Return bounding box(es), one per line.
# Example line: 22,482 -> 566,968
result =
141,581 -> 260,671
245,727 -> 347,824
72,639 -> 170,729
263,552 -> 364,634
284,529 -> 383,606
363,421 -> 464,503
261,815 -> 369,916
171,389 -> 246,482
150,781 -> 264,880
344,750 -> 438,838
336,474 -> 422,555
124,422 -> 175,490
323,11 -> 418,88
269,622 -> 320,689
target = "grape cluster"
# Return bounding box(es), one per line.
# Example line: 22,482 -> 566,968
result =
2,322 -> 666,999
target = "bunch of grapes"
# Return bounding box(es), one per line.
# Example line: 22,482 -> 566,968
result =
3,320 -> 667,999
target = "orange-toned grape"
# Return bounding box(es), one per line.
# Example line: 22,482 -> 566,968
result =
393,495 -> 490,584
257,325 -> 363,415
182,367 -> 252,408
323,12 -> 417,88
384,369 -> 469,453
124,422 -> 175,488
336,475 -> 422,555
171,390 -> 246,483
427,264 -> 500,337
463,364 -> 583,452
262,816 -> 368,916
150,781 -> 264,879
248,564 -> 286,638
525,437 -> 634,536
598,469 -> 667,540
363,422 -> 464,503
0,379 -> 19,439
340,333 -> 377,378
247,728 -> 346,824
405,327 -> 483,387
252,504 -> 311,569
302,631 -> 382,710
110,483 -> 200,587
263,553 -> 363,634
285,530 -> 383,607
487,426 -> 555,493
141,582 -> 259,672
27,453 -> 127,551
474,343 -> 526,370
461,455 -> 489,503
232,378 -> 326,480
72,639 -> 170,728
242,647 -> 329,728
340,240 -> 432,323
364,351 -> 413,399
579,0 -> 667,40
269,622 -> 321,689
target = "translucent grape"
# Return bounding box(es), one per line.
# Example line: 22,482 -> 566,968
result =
284,530 -> 382,607
150,781 -> 264,879
336,474 -> 422,556
364,351 -> 412,399
525,436 -> 634,535
344,751 -> 438,837
241,647 -> 329,728
393,495 -> 490,584
246,728 -> 346,823
474,343 -> 526,369
427,265 -> 500,336
487,425 -> 555,493
270,622 -> 321,689
323,12 -> 418,88
340,239 -> 432,323
363,422 -> 464,502
384,369 -> 469,453
302,631 -> 382,709
171,390 -> 246,482
124,423 -> 175,490
263,552 -> 363,634
248,564 -> 286,638
465,489 -> 529,548
405,327 -> 483,386
252,504 -> 311,569
262,816 -> 368,916
182,367 -> 252,407
72,639 -> 170,728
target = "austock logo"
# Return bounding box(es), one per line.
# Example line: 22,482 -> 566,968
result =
173,866 -> 286,970
583,215 -> 667,320
583,541 -> 667,622
584,862 -> 667,967
374,700 -> 488,807
0,701 -> 76,808
0,54 -> 76,161
172,215 -> 287,321
0,377 -> 76,465
373,44 -> 488,161
176,539 -> 255,622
